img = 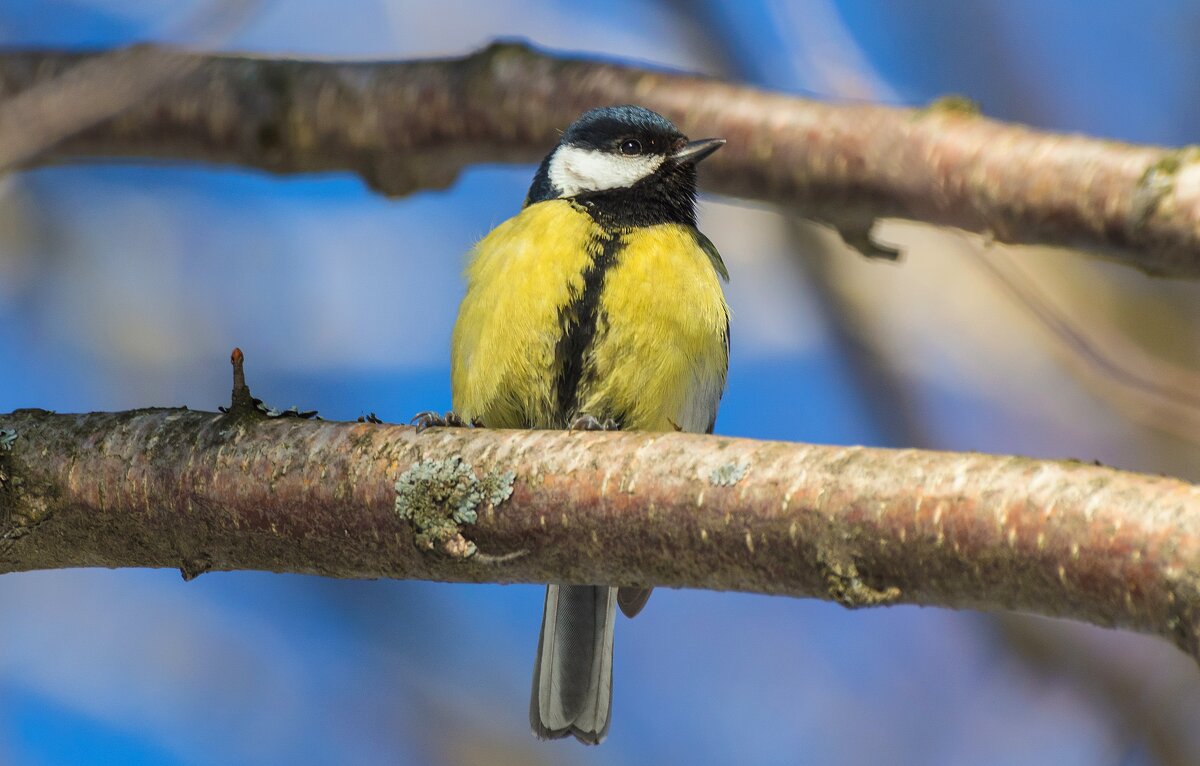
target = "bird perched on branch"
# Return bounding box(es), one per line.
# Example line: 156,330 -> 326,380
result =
419,105 -> 729,744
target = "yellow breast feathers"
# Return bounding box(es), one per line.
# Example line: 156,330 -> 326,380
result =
452,199 -> 729,433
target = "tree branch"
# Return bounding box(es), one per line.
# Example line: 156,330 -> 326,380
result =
1,407 -> 1198,662
2,43 -> 1200,277
0,0 -> 262,173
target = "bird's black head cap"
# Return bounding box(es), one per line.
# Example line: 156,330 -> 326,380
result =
560,105 -> 683,154
525,105 -> 723,227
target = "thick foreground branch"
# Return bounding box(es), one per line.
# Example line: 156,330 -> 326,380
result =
1,407 -> 1199,661
3,43 -> 1200,276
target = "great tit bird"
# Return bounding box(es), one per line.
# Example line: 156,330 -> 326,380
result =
441,105 -> 729,744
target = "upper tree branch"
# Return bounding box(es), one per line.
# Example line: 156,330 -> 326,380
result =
2,43 -> 1199,277
1,407 -> 1198,662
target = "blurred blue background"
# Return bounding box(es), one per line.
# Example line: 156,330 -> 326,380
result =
3,1 -> 1200,764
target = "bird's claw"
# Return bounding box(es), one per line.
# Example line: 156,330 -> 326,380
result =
411,411 -> 480,433
568,414 -> 620,432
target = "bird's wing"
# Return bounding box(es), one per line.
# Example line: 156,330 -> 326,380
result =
691,227 -> 730,282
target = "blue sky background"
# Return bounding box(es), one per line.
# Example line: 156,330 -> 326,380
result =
2,2 -> 1200,765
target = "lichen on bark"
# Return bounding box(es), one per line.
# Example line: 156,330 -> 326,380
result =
393,456 -> 515,557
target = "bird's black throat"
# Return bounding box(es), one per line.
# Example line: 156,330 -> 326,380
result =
525,161 -> 700,228
573,163 -> 699,228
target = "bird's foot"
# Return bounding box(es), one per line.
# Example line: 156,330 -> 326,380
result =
410,411 -> 483,433
568,414 -> 620,432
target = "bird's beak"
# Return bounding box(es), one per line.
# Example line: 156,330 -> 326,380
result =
671,137 -> 726,165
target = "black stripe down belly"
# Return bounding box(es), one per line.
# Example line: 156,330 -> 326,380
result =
553,228 -> 624,426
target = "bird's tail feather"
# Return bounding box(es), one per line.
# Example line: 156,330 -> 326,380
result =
529,584 -> 616,745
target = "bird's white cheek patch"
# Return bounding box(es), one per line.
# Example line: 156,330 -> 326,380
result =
548,146 -> 665,197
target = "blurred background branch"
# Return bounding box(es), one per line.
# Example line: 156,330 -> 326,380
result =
0,0 -> 262,173
967,243 -> 1200,445
3,42 -> 1200,277
995,613 -> 1200,766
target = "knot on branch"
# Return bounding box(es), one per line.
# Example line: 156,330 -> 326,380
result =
219,348 -> 318,421
833,219 -> 902,262
818,547 -> 901,608
179,554 -> 213,581
0,428 -> 15,492
224,347 -> 257,417
0,433 -> 57,558
393,456 -> 515,558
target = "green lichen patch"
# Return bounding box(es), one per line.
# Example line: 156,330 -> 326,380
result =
393,456 -> 515,558
1130,146 -> 1200,232
920,94 -> 981,117
709,460 -> 750,487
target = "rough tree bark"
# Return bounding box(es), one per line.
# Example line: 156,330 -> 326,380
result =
2,404 -> 1199,662
2,43 -> 1200,277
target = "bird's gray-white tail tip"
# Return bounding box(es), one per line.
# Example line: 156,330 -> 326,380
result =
530,584 -> 617,745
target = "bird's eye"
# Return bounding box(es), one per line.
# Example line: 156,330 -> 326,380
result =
619,139 -> 643,156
